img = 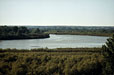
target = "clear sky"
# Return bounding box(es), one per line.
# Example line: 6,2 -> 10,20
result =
0,0 -> 114,26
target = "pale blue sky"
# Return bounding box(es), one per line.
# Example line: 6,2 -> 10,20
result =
0,0 -> 114,26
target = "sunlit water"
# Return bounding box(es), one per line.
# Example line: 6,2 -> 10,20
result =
0,34 -> 109,49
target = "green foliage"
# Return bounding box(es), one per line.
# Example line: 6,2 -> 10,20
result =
0,26 -> 49,40
42,26 -> 114,36
0,48 -> 105,75
31,28 -> 40,33
11,62 -> 27,75
102,34 -> 114,74
0,62 -> 11,74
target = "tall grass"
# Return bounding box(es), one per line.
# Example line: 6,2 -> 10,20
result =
0,48 -> 105,75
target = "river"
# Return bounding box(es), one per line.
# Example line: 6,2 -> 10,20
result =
0,34 -> 109,49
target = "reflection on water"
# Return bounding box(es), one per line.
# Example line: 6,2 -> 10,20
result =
0,34 -> 109,49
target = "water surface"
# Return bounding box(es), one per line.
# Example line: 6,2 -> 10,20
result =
0,34 -> 109,49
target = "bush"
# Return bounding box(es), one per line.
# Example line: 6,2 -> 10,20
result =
102,34 -> 114,74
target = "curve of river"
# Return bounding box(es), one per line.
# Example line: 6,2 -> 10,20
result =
0,34 -> 109,49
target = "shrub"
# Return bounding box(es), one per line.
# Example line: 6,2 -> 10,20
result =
102,34 -> 114,74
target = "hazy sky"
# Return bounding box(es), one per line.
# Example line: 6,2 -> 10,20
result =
0,0 -> 114,26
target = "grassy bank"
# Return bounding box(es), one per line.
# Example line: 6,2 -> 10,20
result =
0,48 -> 106,75
0,48 -> 102,52
46,31 -> 112,37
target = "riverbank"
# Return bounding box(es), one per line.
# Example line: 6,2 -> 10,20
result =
0,47 -> 102,52
46,32 -> 112,37
0,33 -> 50,40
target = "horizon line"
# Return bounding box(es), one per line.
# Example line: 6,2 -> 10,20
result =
0,24 -> 114,27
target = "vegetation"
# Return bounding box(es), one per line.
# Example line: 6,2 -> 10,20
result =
45,31 -> 113,36
27,26 -> 114,36
0,35 -> 114,75
102,34 -> 114,74
0,25 -> 114,74
0,34 -> 114,75
0,47 -> 101,53
0,48 -> 104,75
0,26 -> 49,40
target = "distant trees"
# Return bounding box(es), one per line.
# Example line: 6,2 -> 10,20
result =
0,26 -> 49,40
31,28 -> 40,33
102,34 -> 114,74
0,26 -> 28,35
18,26 -> 29,34
39,26 -> 114,36
12,26 -> 18,33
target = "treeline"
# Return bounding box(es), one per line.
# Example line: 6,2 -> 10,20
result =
0,26 -> 49,40
27,26 -> 114,36
27,26 -> 114,32
1,26 -> 113,37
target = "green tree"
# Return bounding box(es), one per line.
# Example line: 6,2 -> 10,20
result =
102,34 -> 114,74
12,26 -> 18,33
17,26 -> 29,36
31,28 -> 40,33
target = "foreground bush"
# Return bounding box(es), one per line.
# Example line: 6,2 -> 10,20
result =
0,51 -> 104,75
102,34 -> 114,74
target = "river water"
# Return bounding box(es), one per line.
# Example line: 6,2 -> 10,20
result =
0,34 -> 109,49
